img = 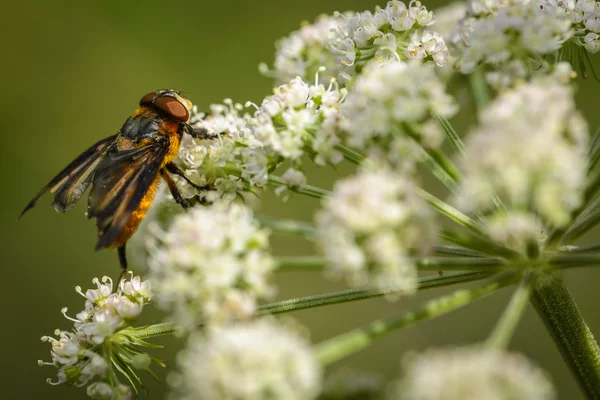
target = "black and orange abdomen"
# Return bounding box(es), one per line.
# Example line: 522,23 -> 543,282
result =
106,117 -> 182,248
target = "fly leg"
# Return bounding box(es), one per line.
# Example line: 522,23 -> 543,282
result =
160,169 -> 192,209
116,245 -> 128,292
165,163 -> 211,191
179,122 -> 221,140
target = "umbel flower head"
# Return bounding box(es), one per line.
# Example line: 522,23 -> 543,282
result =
146,202 -> 277,332
259,13 -> 349,84
339,59 -> 458,171
316,166 -> 437,293
169,319 -> 322,400
174,73 -> 347,201
451,0 -> 600,89
390,346 -> 555,399
454,71 -> 588,250
39,274 -> 156,399
327,0 -> 448,81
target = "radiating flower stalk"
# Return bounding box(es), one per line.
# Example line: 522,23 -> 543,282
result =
41,0 -> 600,399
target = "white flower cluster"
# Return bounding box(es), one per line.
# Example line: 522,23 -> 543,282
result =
455,73 -> 588,249
316,167 -> 437,293
178,76 -> 347,200
432,2 -> 467,41
552,0 -> 600,53
327,0 -> 448,81
453,0 -> 573,89
339,60 -> 458,171
392,346 -> 555,399
146,202 -> 276,331
40,275 -> 151,399
260,13 -> 349,84
170,320 -> 322,400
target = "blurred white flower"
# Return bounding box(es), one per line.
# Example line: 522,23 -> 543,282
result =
339,59 -> 457,171
170,319 -> 322,400
455,74 -> 588,247
391,346 -> 555,400
146,202 -> 276,331
316,166 -> 437,293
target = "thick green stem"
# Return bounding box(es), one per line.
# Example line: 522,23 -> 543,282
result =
531,273 -> 600,398
486,272 -> 532,348
316,272 -> 515,365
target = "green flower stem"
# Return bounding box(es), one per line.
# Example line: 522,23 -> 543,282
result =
121,323 -> 177,340
120,273 -> 493,339
417,188 -> 484,235
549,253 -> 600,269
548,178 -> 600,245
315,272 -> 516,365
561,244 -> 600,253
304,130 -> 364,165
432,112 -> 465,155
258,271 -> 492,315
434,245 -> 487,258
397,123 -> 461,187
441,228 -> 521,261
469,68 -> 491,110
275,255 -> 508,272
486,272 -> 532,349
267,175 -> 331,199
334,143 -> 364,165
531,273 -> 600,398
558,206 -> 600,245
256,215 -> 317,239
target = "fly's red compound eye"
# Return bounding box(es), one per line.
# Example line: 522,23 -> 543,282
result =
139,92 -> 156,106
154,96 -> 189,121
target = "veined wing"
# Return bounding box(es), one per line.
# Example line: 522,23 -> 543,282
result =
88,140 -> 168,250
20,135 -> 117,218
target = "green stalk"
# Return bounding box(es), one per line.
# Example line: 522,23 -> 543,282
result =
267,175 -> 331,199
469,68 -> 491,110
549,253 -> 600,269
486,272 -> 532,348
275,255 -> 508,272
316,272 -> 516,365
258,271 -> 492,315
531,273 -> 600,398
256,215 -> 317,239
441,228 -> 521,260
334,143 -> 364,165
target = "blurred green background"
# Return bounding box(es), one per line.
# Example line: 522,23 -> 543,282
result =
3,0 -> 600,398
